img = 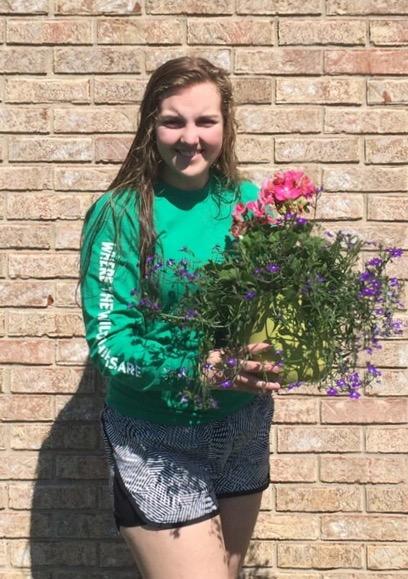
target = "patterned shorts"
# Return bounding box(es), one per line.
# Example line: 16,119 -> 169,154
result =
100,392 -> 274,532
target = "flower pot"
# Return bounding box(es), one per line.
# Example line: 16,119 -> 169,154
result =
248,307 -> 328,384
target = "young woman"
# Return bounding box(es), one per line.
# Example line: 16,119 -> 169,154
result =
79,56 -> 282,579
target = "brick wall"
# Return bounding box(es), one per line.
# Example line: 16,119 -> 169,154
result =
0,1 -> 407,577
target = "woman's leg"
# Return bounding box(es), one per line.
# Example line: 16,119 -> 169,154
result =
119,514 -> 230,579
218,491 -> 263,579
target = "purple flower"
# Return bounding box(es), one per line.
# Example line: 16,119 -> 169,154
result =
385,247 -> 403,258
226,357 -> 238,368
219,379 -> 234,389
265,262 -> 280,273
349,390 -> 361,399
243,289 -> 257,300
367,362 -> 381,377
296,217 -> 308,225
367,257 -> 383,267
185,308 -> 198,320
389,277 -> 399,287
327,387 -> 338,396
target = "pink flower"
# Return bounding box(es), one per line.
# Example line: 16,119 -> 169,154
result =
261,170 -> 317,204
246,200 -> 265,218
232,202 -> 247,222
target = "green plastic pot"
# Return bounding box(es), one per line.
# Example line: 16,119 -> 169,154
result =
248,307 -> 328,384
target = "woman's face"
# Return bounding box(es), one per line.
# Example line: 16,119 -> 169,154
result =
155,81 -> 224,190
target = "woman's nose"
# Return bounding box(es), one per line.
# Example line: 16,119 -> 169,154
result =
180,124 -> 200,145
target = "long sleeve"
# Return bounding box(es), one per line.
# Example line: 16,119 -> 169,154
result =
80,193 -> 200,393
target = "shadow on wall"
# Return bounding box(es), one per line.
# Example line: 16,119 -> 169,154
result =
28,358 -> 139,578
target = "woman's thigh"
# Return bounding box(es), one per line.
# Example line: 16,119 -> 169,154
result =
119,514 -> 230,579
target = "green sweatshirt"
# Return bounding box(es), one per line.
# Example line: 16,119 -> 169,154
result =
80,171 -> 260,425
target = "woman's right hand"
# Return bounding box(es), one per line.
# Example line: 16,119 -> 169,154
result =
204,342 -> 283,394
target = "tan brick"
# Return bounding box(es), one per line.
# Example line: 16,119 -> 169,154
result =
0,108 -> 49,133
10,366 -> 92,394
277,78 -> 364,104
10,422 -> 99,450
275,137 -> 360,163
57,337 -> 89,364
5,78 -> 90,104
146,0 -> 233,13
189,19 -> 273,45
7,19 -> 92,44
0,166 -> 52,190
7,192 -> 95,220
9,254 -> 79,279
8,311 -> 84,337
94,78 -> 146,103
366,369 -> 408,395
0,511 -> 51,538
278,542 -> 363,569
366,427 -> 408,453
367,486 -> 408,513
323,166 -> 407,191
54,107 -> 136,133
10,539 -> 98,567
55,167 -> 116,191
9,137 -> 92,163
254,512 -> 319,540
368,195 -> 408,221
271,398 -> 317,425
371,20 -> 408,45
236,135 -> 274,163
236,106 -> 321,133
56,0 -> 142,15
0,282 -> 54,307
321,398 -> 408,425
325,49 -> 408,75
0,47 -> 48,73
360,340 -> 408,367
368,79 -> 408,105
55,281 -> 82,307
321,455 -> 407,483
368,544 -> 408,570
97,18 -> 183,44
0,453 -> 52,479
0,425 -> 6,449
0,312 -> 5,336
279,19 -> 365,45
278,426 -> 362,453
315,193 -> 364,220
232,78 -> 272,104
145,47 -> 232,72
0,340 -> 54,364
277,485 -> 361,512
236,48 -> 321,74
95,136 -> 134,163
55,221 -> 82,250
327,0 -> 408,15
0,394 -> 54,421
325,108 -> 408,133
55,47 -> 142,73
322,514 -> 407,540
0,225 -> 51,249
56,455 -> 107,479
239,540 -> 276,579
0,484 -> 6,507
366,136 -> 408,164
1,0 -> 48,12
321,574 -> 408,579
9,482 -> 98,509
237,0 -> 321,14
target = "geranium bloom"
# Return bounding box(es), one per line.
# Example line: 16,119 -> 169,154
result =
262,170 -> 317,204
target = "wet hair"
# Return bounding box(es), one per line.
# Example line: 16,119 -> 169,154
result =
78,56 -> 243,302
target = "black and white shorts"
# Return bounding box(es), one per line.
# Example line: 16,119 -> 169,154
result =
100,392 -> 274,532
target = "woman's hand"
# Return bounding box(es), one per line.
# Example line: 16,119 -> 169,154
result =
204,342 -> 283,394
